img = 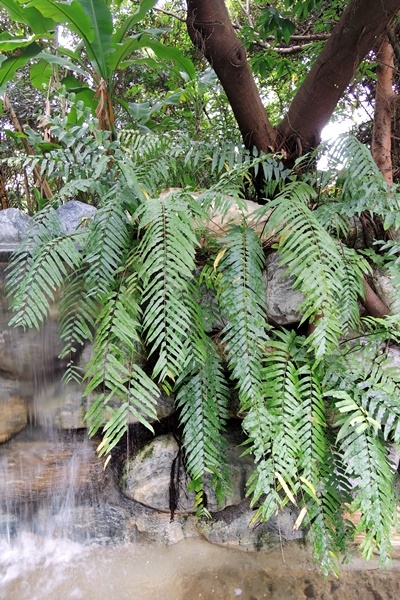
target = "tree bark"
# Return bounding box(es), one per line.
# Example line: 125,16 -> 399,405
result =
186,0 -> 400,162
0,171 -> 9,210
277,0 -> 400,159
371,33 -> 395,186
186,0 -> 276,153
3,94 -> 53,202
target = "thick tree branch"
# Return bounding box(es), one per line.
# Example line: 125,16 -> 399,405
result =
186,0 -> 276,153
372,33 -> 395,186
277,0 -> 400,158
363,279 -> 391,318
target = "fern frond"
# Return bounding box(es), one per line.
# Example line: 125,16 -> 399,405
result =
342,343 -> 400,443
327,136 -> 400,229
58,270 -> 98,383
84,276 -> 159,456
261,181 -> 350,357
7,215 -> 83,329
136,190 -> 199,385
217,224 -> 269,407
334,410 -> 397,562
176,335 -> 230,513
305,443 -> 354,575
244,331 -> 301,521
83,188 -> 132,298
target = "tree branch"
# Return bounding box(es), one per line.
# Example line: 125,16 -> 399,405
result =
186,0 -> 276,153
277,0 -> 400,159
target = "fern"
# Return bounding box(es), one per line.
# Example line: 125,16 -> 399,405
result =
84,273 -> 160,457
7,122 -> 400,572
58,269 -> 98,383
259,181 -> 362,357
217,224 -> 269,407
176,335 -> 230,513
7,213 -> 83,329
135,190 -> 199,386
318,136 -> 400,230
83,187 -> 132,298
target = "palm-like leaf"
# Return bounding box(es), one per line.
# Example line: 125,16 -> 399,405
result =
217,224 -> 269,407
136,190 -> 199,385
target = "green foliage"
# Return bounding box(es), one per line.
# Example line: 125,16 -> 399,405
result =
6,124 -> 400,574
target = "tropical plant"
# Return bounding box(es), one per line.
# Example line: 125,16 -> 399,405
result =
6,118 -> 400,573
0,0 -> 196,132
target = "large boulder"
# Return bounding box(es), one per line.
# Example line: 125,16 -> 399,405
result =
0,208 -> 35,259
0,383 -> 28,443
121,429 -> 255,514
55,200 -> 96,232
265,252 -> 304,325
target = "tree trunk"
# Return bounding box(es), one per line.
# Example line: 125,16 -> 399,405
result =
186,0 -> 276,153
186,0 -> 400,162
3,94 -> 53,202
277,0 -> 400,160
0,171 -> 9,210
371,33 -> 395,186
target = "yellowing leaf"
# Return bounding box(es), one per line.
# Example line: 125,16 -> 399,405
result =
293,506 -> 307,531
300,476 -> 321,505
214,248 -> 227,270
275,471 -> 297,506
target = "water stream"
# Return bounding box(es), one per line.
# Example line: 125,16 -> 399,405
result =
1,428 -> 400,600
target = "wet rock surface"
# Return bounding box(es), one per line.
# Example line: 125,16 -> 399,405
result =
121,429 -> 255,515
265,251 -> 304,325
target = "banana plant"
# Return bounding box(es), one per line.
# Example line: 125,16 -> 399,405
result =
0,0 -> 196,130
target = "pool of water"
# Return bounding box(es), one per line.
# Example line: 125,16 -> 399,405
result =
1,534 -> 400,600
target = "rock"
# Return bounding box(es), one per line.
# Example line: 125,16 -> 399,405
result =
55,200 -> 96,232
32,379 -> 175,430
0,435 -> 106,514
197,502 -> 302,550
0,208 -> 35,259
370,266 -> 397,311
265,252 -> 304,325
0,392 -> 27,443
121,429 -> 255,514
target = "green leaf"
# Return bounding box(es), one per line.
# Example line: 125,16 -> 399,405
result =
76,0 -> 113,79
0,32 -> 46,51
0,0 -> 54,33
145,38 -> 196,81
0,42 -> 42,95
21,0 -> 94,42
113,0 -> 158,43
35,51 -> 88,78
30,58 -> 53,88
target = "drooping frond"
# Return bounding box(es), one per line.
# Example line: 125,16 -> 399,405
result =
83,187 -> 132,298
334,341 -> 400,444
305,441 -> 354,575
58,269 -> 98,383
84,270 -> 160,457
217,224 -> 269,408
296,362 -> 354,572
7,213 -> 83,329
260,181 -> 355,357
135,190 -> 199,386
176,332 -> 230,514
330,390 -> 397,563
338,245 -> 371,333
244,331 -> 302,522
